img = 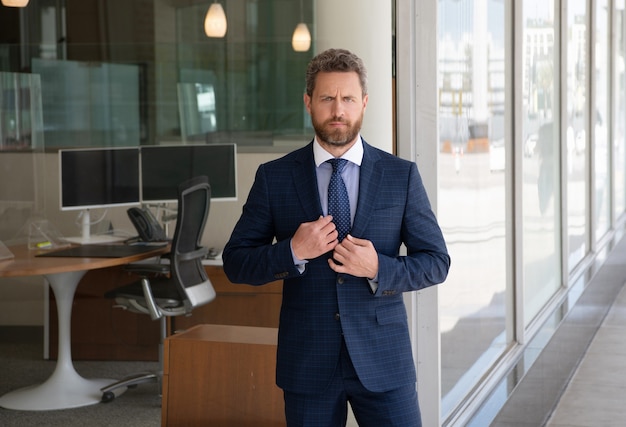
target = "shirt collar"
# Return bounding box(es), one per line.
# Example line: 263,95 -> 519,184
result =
313,136 -> 364,167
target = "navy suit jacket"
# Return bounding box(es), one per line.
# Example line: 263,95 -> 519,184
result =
223,140 -> 450,395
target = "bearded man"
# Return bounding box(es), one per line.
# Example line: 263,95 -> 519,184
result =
223,48 -> 450,427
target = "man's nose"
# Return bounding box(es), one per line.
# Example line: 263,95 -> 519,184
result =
331,99 -> 344,117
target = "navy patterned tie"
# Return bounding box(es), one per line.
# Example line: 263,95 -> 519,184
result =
327,158 -> 351,242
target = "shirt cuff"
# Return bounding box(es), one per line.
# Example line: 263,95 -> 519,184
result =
368,273 -> 379,293
290,239 -> 307,274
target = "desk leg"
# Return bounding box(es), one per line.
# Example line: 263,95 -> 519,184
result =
0,270 -> 123,410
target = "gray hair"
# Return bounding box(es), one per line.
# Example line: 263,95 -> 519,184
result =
305,48 -> 368,97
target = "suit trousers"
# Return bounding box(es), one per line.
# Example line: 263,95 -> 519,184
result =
283,338 -> 422,427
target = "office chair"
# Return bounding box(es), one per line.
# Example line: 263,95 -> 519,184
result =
100,175 -> 216,403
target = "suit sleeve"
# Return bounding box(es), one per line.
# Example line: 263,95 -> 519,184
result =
222,164 -> 304,285
375,162 -> 450,295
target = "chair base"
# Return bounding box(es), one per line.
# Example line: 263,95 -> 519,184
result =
100,371 -> 161,403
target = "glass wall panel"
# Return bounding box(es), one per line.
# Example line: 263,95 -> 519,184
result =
0,71 -> 44,241
522,0 -> 561,324
437,0 -> 508,417
175,1 -> 313,147
32,58 -> 141,148
0,0 -> 315,150
566,0 -> 589,270
0,72 -> 43,151
595,0 -> 611,238
613,2 -> 626,220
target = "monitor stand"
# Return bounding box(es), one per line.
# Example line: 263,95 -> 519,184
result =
64,209 -> 126,245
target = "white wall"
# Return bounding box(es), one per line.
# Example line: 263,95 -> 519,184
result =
315,0 -> 393,154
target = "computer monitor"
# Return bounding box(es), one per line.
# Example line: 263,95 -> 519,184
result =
59,147 -> 141,244
140,143 -> 237,203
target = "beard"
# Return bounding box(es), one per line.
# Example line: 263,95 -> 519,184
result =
311,114 -> 363,147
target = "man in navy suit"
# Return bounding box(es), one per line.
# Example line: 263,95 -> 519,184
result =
223,48 -> 450,427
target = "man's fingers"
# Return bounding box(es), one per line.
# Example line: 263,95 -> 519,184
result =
344,234 -> 369,247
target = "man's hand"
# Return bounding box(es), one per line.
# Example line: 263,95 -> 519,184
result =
292,216 -> 339,260
328,235 -> 378,279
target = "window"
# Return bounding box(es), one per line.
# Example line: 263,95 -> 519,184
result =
566,0 -> 589,270
438,0 -> 509,416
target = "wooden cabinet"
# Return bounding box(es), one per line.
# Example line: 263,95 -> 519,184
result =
161,324 -> 285,427
173,265 -> 283,332
48,264 -> 283,361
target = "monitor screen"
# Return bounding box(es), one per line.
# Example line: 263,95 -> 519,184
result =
140,143 -> 237,203
59,147 -> 141,211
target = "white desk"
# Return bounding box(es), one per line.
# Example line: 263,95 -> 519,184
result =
0,244 -> 169,411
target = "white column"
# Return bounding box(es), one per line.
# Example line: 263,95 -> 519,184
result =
314,0 -> 393,153
396,0 -> 441,426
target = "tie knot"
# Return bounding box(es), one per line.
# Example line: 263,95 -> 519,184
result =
328,158 -> 348,173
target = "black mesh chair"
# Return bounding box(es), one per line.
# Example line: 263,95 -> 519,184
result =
100,175 -> 216,402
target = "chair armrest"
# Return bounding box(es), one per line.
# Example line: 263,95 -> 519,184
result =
177,247 -> 208,261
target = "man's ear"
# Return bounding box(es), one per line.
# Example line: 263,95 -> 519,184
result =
304,93 -> 312,114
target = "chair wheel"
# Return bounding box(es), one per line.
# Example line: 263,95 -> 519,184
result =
101,391 -> 116,403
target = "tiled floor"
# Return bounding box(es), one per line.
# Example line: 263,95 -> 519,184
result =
487,234 -> 626,427
545,284 -> 626,427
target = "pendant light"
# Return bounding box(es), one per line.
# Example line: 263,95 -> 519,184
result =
291,0 -> 311,52
204,1 -> 227,38
1,0 -> 29,6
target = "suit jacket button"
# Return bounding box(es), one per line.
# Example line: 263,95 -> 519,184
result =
335,313 -> 341,321
337,277 -> 344,285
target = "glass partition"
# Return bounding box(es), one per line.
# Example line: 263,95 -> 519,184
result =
0,71 -> 43,151
174,1 -> 313,147
0,71 -> 43,241
177,70 -> 218,142
0,0 -> 314,150
31,59 -> 141,148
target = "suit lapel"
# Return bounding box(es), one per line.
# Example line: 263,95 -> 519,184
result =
352,142 -> 383,237
289,140 -> 384,231
292,142 -> 323,220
